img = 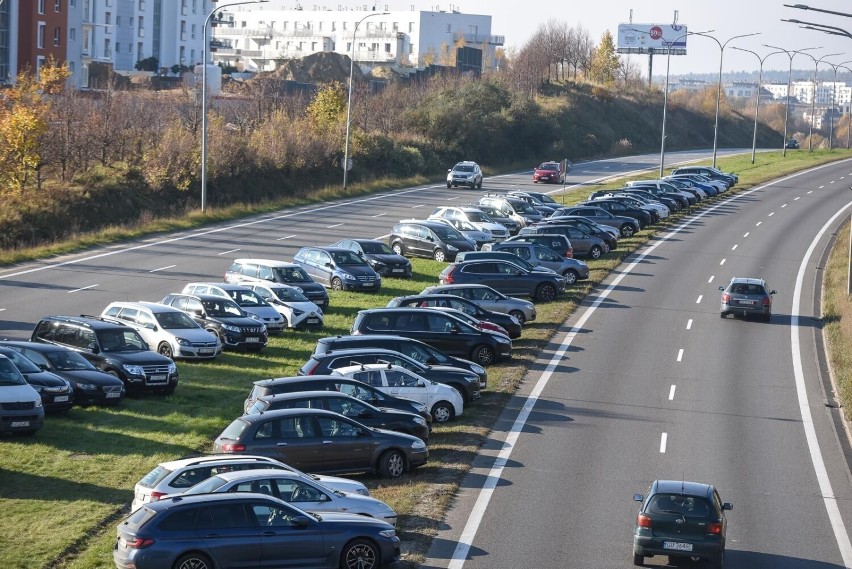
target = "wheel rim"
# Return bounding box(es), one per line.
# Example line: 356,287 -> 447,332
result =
344,542 -> 378,569
332,279 -> 343,291
563,271 -> 577,285
434,250 -> 446,262
392,244 -> 403,255
590,246 -> 601,259
177,556 -> 209,569
539,284 -> 556,302
158,344 -> 173,358
387,452 -> 404,477
623,225 -> 634,237
509,310 -> 525,325
476,346 -> 495,365
433,404 -> 452,423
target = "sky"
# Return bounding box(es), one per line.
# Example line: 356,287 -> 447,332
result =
263,1 -> 852,78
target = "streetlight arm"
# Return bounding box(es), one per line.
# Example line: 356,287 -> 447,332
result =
784,3 -> 852,19
782,18 -> 852,40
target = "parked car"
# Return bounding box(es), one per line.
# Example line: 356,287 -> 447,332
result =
242,282 -> 324,329
114,492 -> 400,569
351,307 -> 512,366
331,239 -> 412,277
224,258 -> 330,309
447,160 -> 483,189
244,390 -> 429,440
131,454 -> 369,512
438,259 -> 567,301
670,165 -> 737,186
213,407 -> 428,478
632,480 -> 732,567
627,179 -> 698,204
618,188 -> 681,212
665,173 -> 721,196
786,138 -> 800,149
388,219 -> 475,262
101,301 -> 222,360
478,194 -> 543,226
532,161 -> 565,184
0,354 -> 44,436
520,224 -> 607,259
293,246 -> 382,293
428,206 -> 511,241
431,217 -> 493,249
333,363 -> 464,424
298,348 -> 483,402
181,283 -> 285,334
535,216 -> 619,250
421,283 -> 537,323
473,204 -> 522,234
0,341 -> 125,406
487,242 -> 590,285
555,205 -> 641,237
160,293 -> 268,352
0,346 -> 73,413
243,375 -> 431,424
663,176 -> 712,199
387,294 -> 522,336
591,193 -> 662,222
719,277 -> 776,321
506,191 -> 559,217
427,306 -> 511,339
181,468 -> 398,525
511,190 -> 563,209
578,199 -> 652,228
487,234 -> 573,259
31,315 -> 179,394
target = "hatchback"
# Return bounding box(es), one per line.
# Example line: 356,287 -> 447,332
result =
632,480 -> 732,568
473,204 -> 522,234
432,217 -> 493,249
224,258 -> 330,309
387,294 -> 522,336
719,277 -> 776,321
388,220 -> 475,262
478,195 -> 543,226
113,492 -> 400,569
487,242 -> 590,285
555,205 -> 640,237
532,161 -> 565,183
429,206 -> 510,241
242,282 -> 324,330
294,246 -> 382,292
519,224 -> 607,259
331,239 -> 412,277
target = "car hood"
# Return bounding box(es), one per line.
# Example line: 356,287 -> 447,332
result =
473,222 -> 508,233
217,316 -> 267,327
366,253 -> 409,266
313,474 -> 368,494
21,369 -> 69,388
167,328 -> 219,342
423,365 -> 475,379
1,383 -> 39,401
55,369 -> 124,385
287,280 -> 327,295
239,305 -> 282,320
445,239 -> 476,251
104,349 -> 174,365
278,301 -> 321,314
310,511 -> 394,528
337,264 -> 378,277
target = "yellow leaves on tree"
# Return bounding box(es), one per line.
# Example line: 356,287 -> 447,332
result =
0,103 -> 49,192
306,82 -> 346,129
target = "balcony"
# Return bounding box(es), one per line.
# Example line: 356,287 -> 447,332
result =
462,33 -> 504,46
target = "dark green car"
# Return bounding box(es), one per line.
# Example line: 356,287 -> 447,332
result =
633,480 -> 733,568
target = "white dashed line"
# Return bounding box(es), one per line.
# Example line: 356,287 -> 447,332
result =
660,433 -> 668,453
677,348 -> 684,362
841,177 -> 846,180
743,232 -> 750,238
447,196 -> 458,201
371,212 -> 386,218
218,248 -> 240,255
68,284 -> 99,293
149,265 -> 176,273
708,276 -> 715,283
808,190 -> 813,194
686,319 -> 693,330
327,223 -> 343,228
830,181 -> 835,184
720,259 -> 726,266
0,308 -> 5,312
782,203 -> 788,208
794,197 -> 801,201
277,234 -> 297,241
732,244 -> 738,251
669,385 -> 677,400
412,204 -> 425,208
768,212 -> 775,217
820,185 -> 826,189
696,295 -> 703,304
756,221 -> 762,226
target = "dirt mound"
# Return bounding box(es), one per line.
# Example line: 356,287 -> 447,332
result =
271,51 -> 363,84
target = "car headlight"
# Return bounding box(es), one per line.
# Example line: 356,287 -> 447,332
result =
316,307 -> 323,316
370,259 -> 385,268
379,529 -> 396,538
496,336 -> 511,344
248,313 -> 262,321
123,364 -> 146,376
167,362 -> 177,374
523,302 -> 535,310
34,398 -> 42,408
223,324 -> 240,333
176,337 -> 191,346
343,273 -> 356,280
355,488 -> 370,496
464,375 -> 479,384
471,364 -> 486,375
508,315 -> 520,326
411,439 -> 426,449
412,402 -> 428,414
414,416 -> 427,426
76,383 -> 97,391
447,245 -> 458,251
31,384 -> 44,393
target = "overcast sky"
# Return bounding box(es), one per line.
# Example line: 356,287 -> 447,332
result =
264,1 -> 852,77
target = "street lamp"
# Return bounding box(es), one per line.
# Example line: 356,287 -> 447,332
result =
843,65 -> 852,150
692,32 -> 760,168
731,47 -> 785,164
201,0 -> 267,213
824,60 -> 852,149
764,44 -> 820,156
342,12 -> 389,190
800,51 -> 841,151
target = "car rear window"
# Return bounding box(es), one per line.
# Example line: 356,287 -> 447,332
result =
122,506 -> 157,529
219,418 -> 249,441
138,466 -> 173,489
647,494 -> 711,518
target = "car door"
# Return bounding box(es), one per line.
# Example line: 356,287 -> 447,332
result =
532,246 -> 564,272
248,415 -> 324,472
314,414 -> 374,473
562,226 -> 590,256
424,312 -> 479,356
192,503 -> 265,569
248,500 -> 326,568
385,368 -> 433,407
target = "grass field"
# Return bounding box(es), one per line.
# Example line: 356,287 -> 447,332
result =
0,149 -> 849,569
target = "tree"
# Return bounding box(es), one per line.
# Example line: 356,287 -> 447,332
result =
590,30 -> 620,85
135,57 -> 159,72
306,82 -> 346,129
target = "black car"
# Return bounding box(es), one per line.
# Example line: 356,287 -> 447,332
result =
535,215 -> 619,250
30,315 -> 178,394
293,246 -> 382,292
438,260 -> 567,301
299,347 -> 483,402
351,308 -> 512,368
619,188 -> 681,212
0,346 -> 74,413
632,480 -> 733,568
386,294 -> 522,339
160,293 -> 268,352
388,220 -> 475,262
554,205 -> 641,237
0,341 -> 125,406
246,391 -> 430,442
579,199 -> 652,228
523,223 -> 610,257
332,239 -> 412,277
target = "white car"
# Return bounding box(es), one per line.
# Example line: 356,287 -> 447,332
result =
242,282 -> 323,330
130,454 -> 369,511
432,217 -> 492,249
429,206 -> 510,241
333,363 -> 464,423
182,468 -> 398,525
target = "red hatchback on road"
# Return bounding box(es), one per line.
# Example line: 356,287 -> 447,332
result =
533,161 -> 565,184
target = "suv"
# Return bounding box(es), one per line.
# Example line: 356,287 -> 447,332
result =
670,165 -> 737,187
554,205 -> 641,237
387,294 -> 522,338
499,233 -> 574,258
388,220 -> 475,262
438,260 -> 566,301
0,354 -> 44,435
429,206 -> 510,241
224,258 -> 330,309
181,283 -> 285,334
532,161 -> 565,184
0,346 -> 74,413
474,204 -> 521,234
519,224 -> 607,259
331,239 -> 412,277
447,161 -> 483,189
31,316 -> 178,394
487,242 -> 589,284
293,246 -> 382,292
505,191 -> 559,217
719,277 -> 776,321
101,301 -> 222,360
160,293 -> 269,352
478,195 -> 543,226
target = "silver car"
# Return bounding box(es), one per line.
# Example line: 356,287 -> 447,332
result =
182,468 -> 398,525
719,277 -> 776,321
489,242 -> 590,285
421,283 -> 537,323
181,282 -> 285,333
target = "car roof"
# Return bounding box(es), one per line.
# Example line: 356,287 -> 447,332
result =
252,374 -> 346,387
652,480 -> 714,498
238,407 -> 345,424
232,259 -> 299,268
107,301 -> 185,314
335,362 -> 404,373
186,282 -> 250,291
397,219 -> 453,229
148,491 -> 282,512
729,277 -> 766,286
300,246 -> 349,253
39,315 -> 131,330
158,454 -> 283,470
203,468 -> 305,483
358,307 -> 455,316
0,340 -> 71,352
259,390 -> 353,403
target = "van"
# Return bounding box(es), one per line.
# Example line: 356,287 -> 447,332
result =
0,354 -> 45,435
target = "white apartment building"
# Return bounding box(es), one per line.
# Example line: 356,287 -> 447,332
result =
209,6 -> 503,73
763,80 -> 851,109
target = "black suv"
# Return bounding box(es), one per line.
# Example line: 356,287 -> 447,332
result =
31,316 -> 178,394
160,293 -> 268,352
298,348 -> 483,403
388,220 -> 475,262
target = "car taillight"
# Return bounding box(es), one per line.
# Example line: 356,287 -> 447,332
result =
566,247 -> 573,258
443,267 -> 456,284
763,296 -> 771,306
637,514 -> 653,528
721,293 -> 730,303
149,491 -> 167,501
707,522 -> 722,535
221,443 -> 246,452
127,537 -> 155,549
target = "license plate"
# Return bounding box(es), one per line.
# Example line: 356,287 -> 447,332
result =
106,391 -> 121,398
392,268 -> 404,273
663,541 -> 693,552
307,318 -> 319,324
246,337 -> 261,343
362,282 -> 374,287
739,300 -> 756,305
54,395 -> 69,403
199,348 -> 214,355
149,374 -> 167,382
11,421 -> 29,428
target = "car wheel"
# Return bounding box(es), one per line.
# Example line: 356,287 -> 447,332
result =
392,243 -> 404,256
433,249 -> 447,262
535,282 -> 557,302
471,344 -> 496,366
431,401 -> 455,423
508,309 -> 526,325
340,538 -> 380,569
174,552 -> 213,569
477,179 -> 483,189
720,312 -> 727,318
632,552 -> 644,566
157,342 -> 174,359
562,269 -> 578,285
447,182 -> 452,188
378,449 -> 406,478
589,245 -> 603,259
621,224 -> 635,237
331,277 -> 344,291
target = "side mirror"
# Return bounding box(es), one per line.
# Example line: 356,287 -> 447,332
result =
356,251 -> 364,257
88,342 -> 100,354
417,379 -> 427,388
325,262 -> 334,268
722,502 -> 733,511
633,494 -> 644,502
38,364 -> 49,371
193,309 -> 204,317
770,290 -> 777,295
718,286 -> 725,291
450,325 -> 459,334
292,514 -> 312,528
447,168 -> 452,173
357,428 -> 370,437
150,325 -> 159,332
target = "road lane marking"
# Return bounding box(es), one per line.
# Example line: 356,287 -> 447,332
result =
795,197 -> 801,201
327,223 -> 343,228
686,319 -> 693,330
696,295 -> 703,304
371,212 -> 386,218
756,221 -> 762,226
830,181 -> 835,184
732,244 -> 738,251
660,433 -> 668,453
708,275 -> 714,283
0,308 -> 5,312
68,284 -> 99,293
820,185 -> 826,188
720,258 -> 726,265
669,385 -> 676,400
782,203 -> 788,208
743,232 -> 750,238
277,234 -> 297,240
447,196 -> 458,200
768,212 -> 775,216
412,204 -> 425,208
149,265 -> 176,273
808,190 -> 813,194
677,348 -> 684,362
218,248 -> 240,255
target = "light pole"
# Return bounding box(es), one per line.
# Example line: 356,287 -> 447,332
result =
843,65 -> 852,150
201,0 -> 267,213
692,32 -> 760,168
342,12 -> 389,190
731,47 -> 784,164
824,60 -> 852,149
765,44 -> 820,156
801,52 -> 841,151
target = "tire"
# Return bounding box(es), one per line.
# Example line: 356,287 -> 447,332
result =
720,312 -> 727,318
535,282 -> 557,302
431,401 -> 455,423
588,245 -> 603,260
632,552 -> 644,566
433,249 -> 447,262
562,269 -> 579,285
157,342 -> 174,359
471,344 -> 496,366
621,224 -> 636,237
378,449 -> 406,478
447,182 -> 452,188
477,179 -> 483,189
392,242 -> 404,256
340,538 -> 380,569
331,277 -> 343,291
174,552 -> 214,569
508,309 -> 526,325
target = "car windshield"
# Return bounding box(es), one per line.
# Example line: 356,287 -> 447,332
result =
479,206 -> 505,218
272,287 -> 309,302
538,163 -> 559,171
455,220 -> 477,231
536,194 -> 558,204
0,350 -> 41,374
331,250 -> 367,265
359,241 -> 393,255
97,330 -> 147,352
0,358 -> 26,386
432,225 -> 464,240
154,311 -> 199,330
454,164 -> 475,173
513,201 -> 537,214
229,290 -> 266,307
272,267 -> 311,283
465,211 -> 492,223
45,350 -> 98,371
203,299 -> 245,318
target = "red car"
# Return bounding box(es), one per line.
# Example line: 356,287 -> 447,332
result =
533,161 -> 565,184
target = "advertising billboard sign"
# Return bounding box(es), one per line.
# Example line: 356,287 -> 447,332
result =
617,24 -> 688,55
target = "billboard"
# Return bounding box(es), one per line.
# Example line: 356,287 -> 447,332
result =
617,24 -> 688,55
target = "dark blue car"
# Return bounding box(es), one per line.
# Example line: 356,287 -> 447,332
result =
294,246 -> 382,292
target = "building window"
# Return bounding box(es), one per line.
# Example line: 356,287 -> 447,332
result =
392,22 -> 398,31
282,21 -> 288,30
68,61 -> 75,74
385,43 -> 391,53
181,0 -> 187,16
38,22 -> 46,48
409,22 -> 414,33
104,38 -> 111,57
191,24 -> 196,39
70,28 -> 76,41
179,46 -> 186,64
115,42 -> 120,53
70,0 -> 76,7
129,17 -> 134,28
55,0 -> 61,12
446,24 -> 451,33
193,0 -> 197,14
105,12 -> 111,33
116,15 -> 121,27
105,0 -> 111,5
137,42 -> 143,57
180,21 -> 186,41
190,49 -> 195,63
38,0 -> 46,14
138,16 -> 144,37
54,27 -> 62,46
139,0 -> 145,9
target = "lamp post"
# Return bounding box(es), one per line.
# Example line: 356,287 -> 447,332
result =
201,0 -> 266,213
342,12 -> 389,190
800,52 -> 841,151
731,47 -> 784,164
691,32 -> 760,168
764,44 -> 820,156
824,60 -> 852,149
843,65 -> 852,150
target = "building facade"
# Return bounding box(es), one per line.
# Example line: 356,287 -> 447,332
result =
0,0 -> 18,83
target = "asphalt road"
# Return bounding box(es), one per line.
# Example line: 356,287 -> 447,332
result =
423,159 -> 852,568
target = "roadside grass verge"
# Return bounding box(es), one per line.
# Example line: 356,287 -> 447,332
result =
0,150 -> 848,569
821,220 -> 852,420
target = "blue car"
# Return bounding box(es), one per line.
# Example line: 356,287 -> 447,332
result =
294,246 -> 382,292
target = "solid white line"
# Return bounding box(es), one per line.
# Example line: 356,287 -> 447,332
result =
708,275 -> 715,283
720,258 -> 726,266
732,244 -> 738,251
686,319 -> 693,330
277,234 -> 297,241
743,232 -> 750,238
149,265 -> 176,273
218,248 -> 240,255
669,385 -> 676,400
327,223 -> 343,228
696,295 -> 703,304
68,284 -> 99,293
791,202 -> 852,567
660,433 -> 668,453
677,348 -> 684,362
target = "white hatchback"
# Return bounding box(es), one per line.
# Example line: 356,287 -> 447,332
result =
333,363 -> 464,423
242,282 -> 324,330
